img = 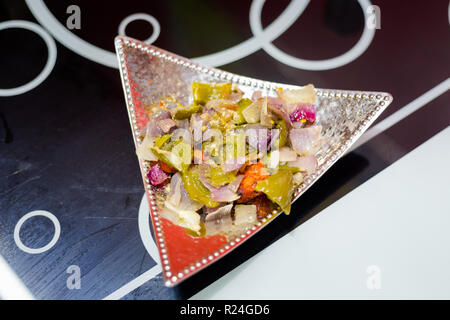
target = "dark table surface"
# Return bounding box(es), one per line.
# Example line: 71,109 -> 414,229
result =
0,0 -> 449,299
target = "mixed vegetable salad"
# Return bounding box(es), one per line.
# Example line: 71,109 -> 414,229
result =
136,82 -> 322,236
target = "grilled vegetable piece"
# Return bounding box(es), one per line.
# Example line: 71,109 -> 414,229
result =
154,133 -> 172,148
236,98 -> 252,124
151,140 -> 191,172
159,160 -> 178,174
237,162 -> 270,203
172,103 -> 202,120
192,82 -> 232,105
247,194 -> 273,220
255,166 -> 294,214
208,166 -> 236,187
181,166 -> 220,208
275,119 -> 288,148
234,204 -> 257,226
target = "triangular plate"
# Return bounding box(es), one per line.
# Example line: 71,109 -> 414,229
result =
114,36 -> 393,287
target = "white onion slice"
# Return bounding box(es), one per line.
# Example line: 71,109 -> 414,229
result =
289,126 -> 322,156
278,147 -> 297,162
234,205 -> 257,227
288,155 -> 318,174
205,204 -> 233,236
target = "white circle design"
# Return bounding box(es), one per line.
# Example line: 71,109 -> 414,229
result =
14,210 -> 61,254
25,0 -> 117,68
249,0 -> 376,70
193,0 -> 311,67
25,0 -> 375,71
0,20 -> 57,97
138,193 -> 161,264
118,13 -> 161,44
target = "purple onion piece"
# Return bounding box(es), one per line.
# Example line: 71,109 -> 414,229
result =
147,163 -> 169,186
289,104 -> 316,123
267,100 -> 292,127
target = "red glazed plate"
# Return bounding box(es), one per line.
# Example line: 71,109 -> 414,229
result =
114,35 -> 393,287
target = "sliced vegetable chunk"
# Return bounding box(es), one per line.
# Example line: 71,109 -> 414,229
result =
192,82 -> 232,105
172,103 -> 202,120
255,166 -> 294,214
181,166 -> 220,208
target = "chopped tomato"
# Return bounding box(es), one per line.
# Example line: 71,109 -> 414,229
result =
237,162 -> 270,203
237,175 -> 260,203
158,161 -> 178,174
245,162 -> 270,180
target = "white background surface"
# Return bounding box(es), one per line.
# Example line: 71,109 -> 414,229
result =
193,127 -> 450,299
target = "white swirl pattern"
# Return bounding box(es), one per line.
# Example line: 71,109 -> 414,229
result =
25,0 -> 374,70
249,0 -> 375,70
0,20 -> 57,97
118,13 -> 161,44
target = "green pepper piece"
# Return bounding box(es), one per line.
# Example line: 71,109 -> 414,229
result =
275,119 -> 288,147
192,82 -> 232,105
181,166 -> 220,208
172,104 -> 202,120
255,166 -> 294,214
154,133 -> 172,149
151,141 -> 192,172
278,164 -> 300,173
236,98 -> 252,124
209,166 -> 236,187
151,146 -> 183,172
172,142 -> 193,172
161,138 -> 181,151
